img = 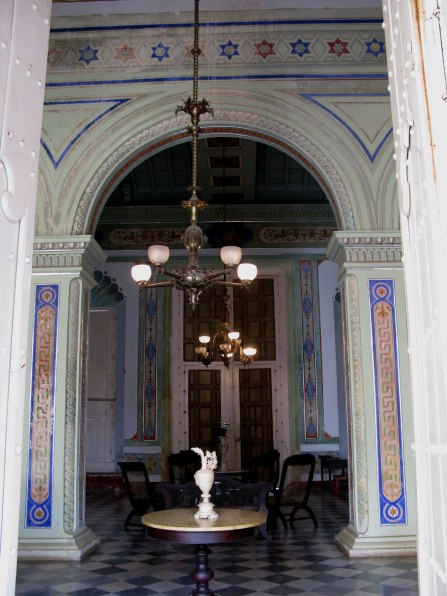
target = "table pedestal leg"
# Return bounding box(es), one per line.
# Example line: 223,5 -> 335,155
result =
191,544 -> 215,596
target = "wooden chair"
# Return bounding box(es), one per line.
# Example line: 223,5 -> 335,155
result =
168,451 -> 201,484
267,453 -> 318,530
118,461 -> 163,528
155,476 -> 273,539
155,480 -> 202,509
249,449 -> 280,489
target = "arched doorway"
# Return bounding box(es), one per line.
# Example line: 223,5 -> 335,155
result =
87,134 -> 347,483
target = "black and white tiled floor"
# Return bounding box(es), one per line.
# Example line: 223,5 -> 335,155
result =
16,488 -> 418,595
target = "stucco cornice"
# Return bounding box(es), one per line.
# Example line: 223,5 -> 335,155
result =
326,231 -> 402,267
32,235 -> 106,279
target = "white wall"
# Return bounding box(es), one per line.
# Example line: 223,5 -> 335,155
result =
318,260 -> 340,442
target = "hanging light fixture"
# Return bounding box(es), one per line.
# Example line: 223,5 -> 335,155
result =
195,287 -> 257,367
131,0 -> 257,308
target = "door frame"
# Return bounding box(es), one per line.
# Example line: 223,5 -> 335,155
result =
170,270 -> 291,467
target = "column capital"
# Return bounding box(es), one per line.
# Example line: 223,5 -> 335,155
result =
326,231 -> 402,270
33,235 -> 106,281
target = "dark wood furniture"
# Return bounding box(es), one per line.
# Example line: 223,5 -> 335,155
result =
155,476 -> 272,539
86,473 -> 124,496
319,455 -> 348,487
267,453 -> 318,530
117,461 -> 163,528
168,451 -> 201,484
214,468 -> 251,482
249,448 -> 280,488
143,508 -> 265,596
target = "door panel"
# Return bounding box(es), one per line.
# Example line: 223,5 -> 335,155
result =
188,369 -> 221,452
86,309 -> 116,473
239,367 -> 273,468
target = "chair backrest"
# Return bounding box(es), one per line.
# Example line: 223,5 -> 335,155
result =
212,476 -> 273,514
275,453 -> 316,508
118,461 -> 154,509
250,449 -> 280,488
155,477 -> 272,514
156,481 -> 201,509
168,451 -> 201,484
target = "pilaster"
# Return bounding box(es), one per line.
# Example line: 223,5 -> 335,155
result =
19,236 -> 106,560
326,231 -> 416,556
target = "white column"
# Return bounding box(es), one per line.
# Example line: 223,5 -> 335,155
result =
383,1 -> 447,592
18,236 -> 105,560
0,1 -> 50,592
327,232 -> 417,556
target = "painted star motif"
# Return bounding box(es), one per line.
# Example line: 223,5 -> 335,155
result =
366,37 -> 385,58
151,41 -> 170,63
219,40 -> 240,60
255,39 -> 275,60
290,37 -> 311,58
328,37 -> 349,57
115,43 -> 136,63
78,44 -> 99,65
48,45 -> 64,67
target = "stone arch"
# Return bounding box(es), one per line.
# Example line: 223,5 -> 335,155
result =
70,106 -> 364,236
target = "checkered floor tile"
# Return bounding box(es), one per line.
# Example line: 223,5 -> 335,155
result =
16,488 -> 418,595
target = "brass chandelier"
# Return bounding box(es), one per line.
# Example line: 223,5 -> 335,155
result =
131,0 -> 257,308
195,288 -> 257,367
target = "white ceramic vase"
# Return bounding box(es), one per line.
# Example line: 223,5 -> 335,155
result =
194,468 -> 218,520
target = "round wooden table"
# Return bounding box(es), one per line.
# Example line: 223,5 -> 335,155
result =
142,508 -> 266,596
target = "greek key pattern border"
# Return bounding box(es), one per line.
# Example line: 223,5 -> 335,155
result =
369,279 -> 407,525
26,285 -> 59,528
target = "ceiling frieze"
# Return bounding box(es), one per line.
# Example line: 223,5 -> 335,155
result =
98,224 -> 335,250
98,204 -> 336,224
47,10 -> 387,82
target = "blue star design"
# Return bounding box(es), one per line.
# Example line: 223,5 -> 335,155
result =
290,38 -> 311,58
78,44 -> 99,65
365,37 -> 385,58
219,40 -> 240,60
151,41 -> 170,63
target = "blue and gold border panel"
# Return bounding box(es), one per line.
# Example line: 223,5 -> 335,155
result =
369,279 -> 407,525
26,285 -> 59,527
136,287 -> 159,442
297,257 -> 331,443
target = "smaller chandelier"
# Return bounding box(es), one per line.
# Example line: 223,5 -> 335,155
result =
131,0 -> 257,308
194,288 -> 257,367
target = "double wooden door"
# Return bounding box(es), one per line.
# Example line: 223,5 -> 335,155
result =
188,365 -> 274,469
173,275 -> 289,468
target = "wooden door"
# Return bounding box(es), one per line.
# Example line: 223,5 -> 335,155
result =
239,367 -> 273,468
177,275 -> 288,469
188,368 -> 222,453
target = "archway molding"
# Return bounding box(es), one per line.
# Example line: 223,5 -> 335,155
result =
36,89 -> 391,236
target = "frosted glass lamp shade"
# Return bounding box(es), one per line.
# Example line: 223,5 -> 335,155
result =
220,246 -> 242,266
195,347 -> 207,356
148,244 -> 170,265
199,335 -> 211,344
228,331 -> 240,340
237,263 -> 257,282
131,264 -> 152,284
243,347 -> 257,357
